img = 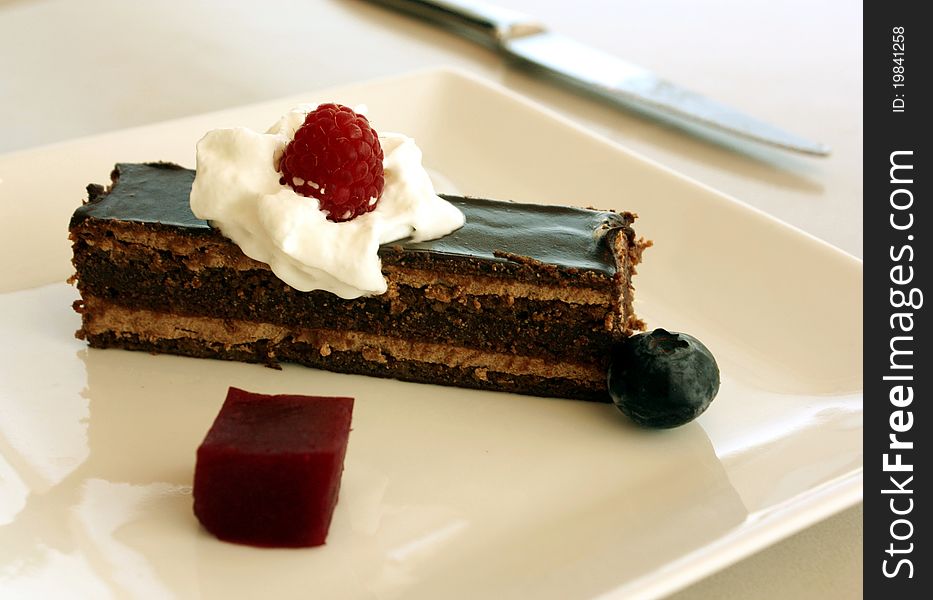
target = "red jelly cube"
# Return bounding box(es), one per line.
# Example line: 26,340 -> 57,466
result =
193,387 -> 354,547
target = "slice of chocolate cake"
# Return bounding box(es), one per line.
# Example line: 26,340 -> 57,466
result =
69,162 -> 648,402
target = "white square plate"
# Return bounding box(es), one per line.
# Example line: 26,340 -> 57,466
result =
0,69 -> 861,599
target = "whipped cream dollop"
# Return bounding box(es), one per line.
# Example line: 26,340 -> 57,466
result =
189,105 -> 465,299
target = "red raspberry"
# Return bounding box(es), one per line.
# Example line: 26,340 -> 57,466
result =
278,103 -> 385,222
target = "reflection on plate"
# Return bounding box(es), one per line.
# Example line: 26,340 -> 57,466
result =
0,69 -> 861,599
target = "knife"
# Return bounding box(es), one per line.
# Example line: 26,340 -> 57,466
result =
365,0 -> 831,156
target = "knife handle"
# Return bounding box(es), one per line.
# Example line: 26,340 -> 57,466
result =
368,0 -> 544,47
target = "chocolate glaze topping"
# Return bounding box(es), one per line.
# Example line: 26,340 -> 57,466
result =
72,163 -> 633,276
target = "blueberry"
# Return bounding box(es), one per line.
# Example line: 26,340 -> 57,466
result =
608,329 -> 720,428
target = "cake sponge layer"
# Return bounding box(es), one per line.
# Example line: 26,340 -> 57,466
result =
78,298 -> 607,402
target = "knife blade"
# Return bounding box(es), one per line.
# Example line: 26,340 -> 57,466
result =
365,0 -> 831,156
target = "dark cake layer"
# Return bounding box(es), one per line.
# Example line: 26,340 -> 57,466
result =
72,239 -> 616,364
81,322 -> 606,402
69,163 -> 648,402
